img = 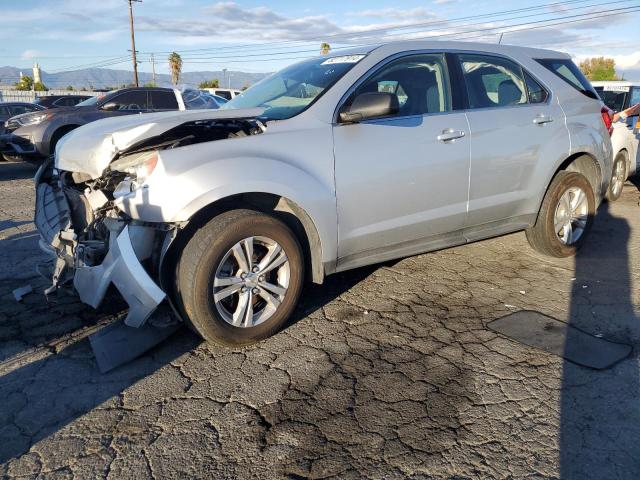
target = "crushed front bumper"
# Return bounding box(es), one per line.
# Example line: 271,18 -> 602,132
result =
34,172 -> 167,327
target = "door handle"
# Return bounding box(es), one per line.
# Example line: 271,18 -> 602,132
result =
437,129 -> 466,142
533,115 -> 553,125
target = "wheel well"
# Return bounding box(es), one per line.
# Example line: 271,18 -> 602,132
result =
50,125 -> 80,151
161,193 -> 324,291
555,153 -> 603,199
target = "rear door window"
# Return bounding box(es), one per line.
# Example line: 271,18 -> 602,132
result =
150,90 -> 179,110
458,54 -> 527,109
536,58 -> 598,99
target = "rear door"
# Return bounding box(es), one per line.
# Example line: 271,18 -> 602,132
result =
455,53 -> 569,238
333,52 -> 471,268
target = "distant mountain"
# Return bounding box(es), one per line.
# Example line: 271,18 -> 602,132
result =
0,65 -> 268,90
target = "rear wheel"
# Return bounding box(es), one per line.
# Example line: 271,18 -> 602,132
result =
605,152 -> 627,202
526,171 -> 595,257
176,209 -> 304,346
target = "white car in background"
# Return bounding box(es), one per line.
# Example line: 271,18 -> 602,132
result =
593,81 -> 640,201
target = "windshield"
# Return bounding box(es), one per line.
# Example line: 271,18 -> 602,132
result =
75,95 -> 100,107
223,54 -> 366,120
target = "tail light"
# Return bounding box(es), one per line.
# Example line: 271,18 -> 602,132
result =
601,106 -> 613,135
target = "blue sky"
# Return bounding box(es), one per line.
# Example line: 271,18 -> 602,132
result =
1,0 -> 639,79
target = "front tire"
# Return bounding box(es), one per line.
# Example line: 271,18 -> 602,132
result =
176,209 -> 304,346
526,171 -> 595,257
605,153 -> 627,202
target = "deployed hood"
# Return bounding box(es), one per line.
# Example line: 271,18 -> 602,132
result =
55,108 -> 264,179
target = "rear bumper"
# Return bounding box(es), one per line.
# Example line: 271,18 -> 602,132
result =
34,176 -> 167,327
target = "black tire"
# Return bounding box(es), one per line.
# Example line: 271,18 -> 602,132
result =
526,171 -> 595,258
605,152 -> 627,202
176,209 -> 304,346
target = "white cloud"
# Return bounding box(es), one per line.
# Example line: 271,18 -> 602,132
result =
21,49 -> 42,60
84,30 -> 119,42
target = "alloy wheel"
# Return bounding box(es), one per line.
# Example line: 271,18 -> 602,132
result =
554,187 -> 589,245
212,236 -> 290,328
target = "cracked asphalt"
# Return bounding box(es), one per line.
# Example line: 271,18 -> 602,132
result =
1,161 -> 640,479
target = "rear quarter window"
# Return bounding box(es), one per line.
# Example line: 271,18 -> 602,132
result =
536,58 -> 598,100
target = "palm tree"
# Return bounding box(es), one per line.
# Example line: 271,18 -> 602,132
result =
168,52 -> 183,85
320,42 -> 331,55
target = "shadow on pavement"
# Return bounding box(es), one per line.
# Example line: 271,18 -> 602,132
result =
0,263 -> 381,465
0,162 -> 38,181
560,201 -> 640,479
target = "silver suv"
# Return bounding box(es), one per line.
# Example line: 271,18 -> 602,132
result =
35,41 -> 612,346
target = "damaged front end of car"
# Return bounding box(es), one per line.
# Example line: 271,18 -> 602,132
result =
34,109 -> 266,328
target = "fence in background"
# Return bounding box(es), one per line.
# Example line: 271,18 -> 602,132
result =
0,89 -> 100,103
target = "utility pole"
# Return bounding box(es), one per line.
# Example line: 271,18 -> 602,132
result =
128,0 -> 142,87
151,53 -> 156,86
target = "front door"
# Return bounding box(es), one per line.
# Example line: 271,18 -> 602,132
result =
333,53 -> 471,270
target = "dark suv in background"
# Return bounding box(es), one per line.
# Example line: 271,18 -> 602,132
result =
34,95 -> 92,109
1,87 -> 216,163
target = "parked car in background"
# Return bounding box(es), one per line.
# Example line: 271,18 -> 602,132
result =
201,87 -> 242,100
0,102 -> 44,133
211,94 -> 229,105
34,95 -> 92,109
593,81 -> 640,200
0,102 -> 45,159
593,81 -> 640,113
1,87 -> 218,163
36,41 -> 611,346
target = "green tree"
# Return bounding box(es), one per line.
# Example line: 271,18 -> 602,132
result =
579,57 -> 619,81
66,85 -> 74,91
198,79 -> 220,89
320,42 -> 331,55
143,82 -> 157,87
33,81 -> 48,92
168,52 -> 183,85
14,75 -> 34,91
241,83 -> 250,91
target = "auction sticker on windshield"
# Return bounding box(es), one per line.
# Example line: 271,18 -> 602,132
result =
322,55 -> 366,65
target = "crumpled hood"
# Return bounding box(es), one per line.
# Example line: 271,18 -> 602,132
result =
55,108 -> 264,179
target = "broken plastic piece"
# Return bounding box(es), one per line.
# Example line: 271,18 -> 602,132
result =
89,313 -> 180,373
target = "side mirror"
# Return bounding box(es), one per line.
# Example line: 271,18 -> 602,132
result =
101,102 -> 118,111
339,92 -> 399,123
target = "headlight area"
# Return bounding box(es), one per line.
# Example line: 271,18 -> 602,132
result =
34,158 -> 176,327
109,150 -> 159,198
16,111 -> 53,127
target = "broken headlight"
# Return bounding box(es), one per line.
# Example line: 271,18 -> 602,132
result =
110,151 -> 158,184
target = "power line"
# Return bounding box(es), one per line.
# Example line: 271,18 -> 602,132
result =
169,0 -> 635,62
137,0 -> 616,56
176,6 -> 640,64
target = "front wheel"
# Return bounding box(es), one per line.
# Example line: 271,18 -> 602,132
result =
605,153 -> 627,202
526,171 -> 595,257
176,209 -> 304,346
